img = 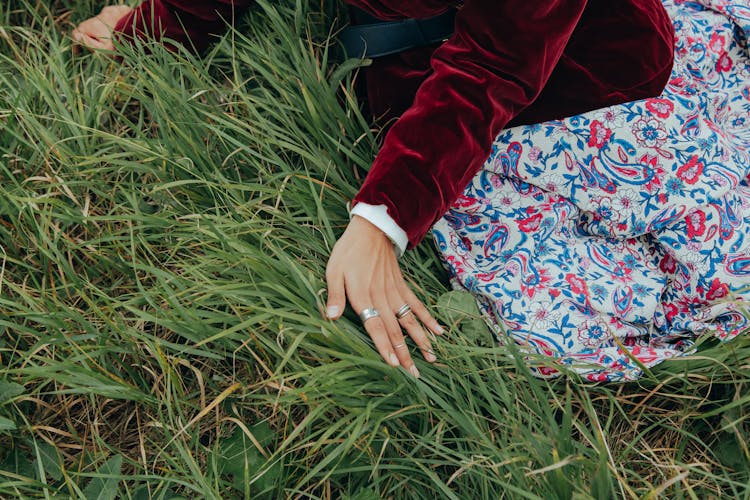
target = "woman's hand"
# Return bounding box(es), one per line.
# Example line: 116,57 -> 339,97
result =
72,5 -> 133,51
325,216 -> 444,378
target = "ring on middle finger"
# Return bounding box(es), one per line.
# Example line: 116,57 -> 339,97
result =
359,307 -> 380,323
395,303 -> 412,320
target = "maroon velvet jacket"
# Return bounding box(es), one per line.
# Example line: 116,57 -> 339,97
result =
116,0 -> 674,248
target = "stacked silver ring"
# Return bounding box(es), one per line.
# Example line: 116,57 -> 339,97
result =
359,307 -> 380,323
395,303 -> 412,320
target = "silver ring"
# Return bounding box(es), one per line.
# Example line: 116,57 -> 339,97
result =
393,342 -> 407,349
395,303 -> 412,320
359,307 -> 380,323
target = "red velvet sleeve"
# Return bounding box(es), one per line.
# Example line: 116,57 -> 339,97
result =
114,0 -> 254,52
352,0 -> 589,248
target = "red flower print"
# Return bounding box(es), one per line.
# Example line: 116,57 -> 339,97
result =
709,32 -> 725,53
516,213 -> 543,233
640,154 -> 666,192
717,52 -> 732,72
677,295 -> 707,314
588,120 -> 612,148
454,195 -> 477,208
659,253 -> 677,274
664,302 -> 679,321
521,268 -> 552,299
537,366 -> 559,377
645,98 -> 674,119
566,273 -> 588,295
669,76 -> 685,88
706,278 -> 729,301
676,155 -> 704,184
446,255 -> 466,275
612,261 -> 633,283
685,210 -> 706,239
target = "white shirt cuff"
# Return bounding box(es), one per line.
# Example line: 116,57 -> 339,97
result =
350,202 -> 408,257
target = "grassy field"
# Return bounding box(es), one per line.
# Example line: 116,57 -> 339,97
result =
0,1 -> 749,498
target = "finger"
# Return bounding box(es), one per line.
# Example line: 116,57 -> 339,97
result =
101,5 -> 126,16
400,283 -> 444,335
74,19 -> 108,44
71,30 -> 84,54
324,264 -> 346,320
73,31 -> 109,51
375,298 -> 419,377
392,339 -> 418,377
346,287 -> 400,368
395,305 -> 436,363
76,19 -> 108,40
101,5 -> 134,18
81,16 -> 117,42
364,316 -> 401,368
84,35 -> 112,51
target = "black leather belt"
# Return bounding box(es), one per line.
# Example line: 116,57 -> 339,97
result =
339,8 -> 457,59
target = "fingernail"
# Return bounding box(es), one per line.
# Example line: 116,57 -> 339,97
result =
425,351 -> 437,362
389,353 -> 400,366
433,325 -> 445,335
326,306 -> 339,318
410,365 -> 420,378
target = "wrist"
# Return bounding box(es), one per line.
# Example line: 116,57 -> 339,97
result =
349,203 -> 408,257
350,215 -> 391,241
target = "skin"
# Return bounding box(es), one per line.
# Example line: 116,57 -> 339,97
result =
72,5 -> 133,51
326,216 -> 444,378
73,7 -> 445,378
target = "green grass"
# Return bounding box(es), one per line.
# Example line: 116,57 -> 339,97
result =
1,1 -> 749,498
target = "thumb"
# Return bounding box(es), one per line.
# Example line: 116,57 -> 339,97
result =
325,265 -> 346,320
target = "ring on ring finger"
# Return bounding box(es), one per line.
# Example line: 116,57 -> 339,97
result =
395,303 -> 412,320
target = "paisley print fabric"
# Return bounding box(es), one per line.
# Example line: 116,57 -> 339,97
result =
432,0 -> 750,381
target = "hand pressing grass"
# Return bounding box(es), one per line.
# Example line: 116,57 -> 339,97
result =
0,1 -> 748,498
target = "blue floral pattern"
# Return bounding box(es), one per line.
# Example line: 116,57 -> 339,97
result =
432,0 -> 750,381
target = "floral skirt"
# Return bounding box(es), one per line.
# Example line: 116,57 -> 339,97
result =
433,0 -> 750,381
